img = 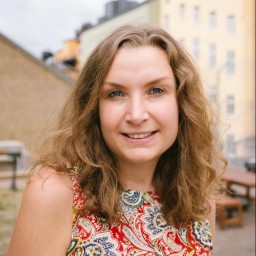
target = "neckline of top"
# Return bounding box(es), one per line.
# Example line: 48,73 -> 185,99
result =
121,188 -> 158,195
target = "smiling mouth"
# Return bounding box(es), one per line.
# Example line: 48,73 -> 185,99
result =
122,131 -> 157,139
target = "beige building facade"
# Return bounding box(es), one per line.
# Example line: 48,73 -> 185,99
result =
160,0 -> 255,167
78,0 -> 255,168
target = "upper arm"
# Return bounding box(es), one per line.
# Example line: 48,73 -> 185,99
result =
7,168 -> 74,256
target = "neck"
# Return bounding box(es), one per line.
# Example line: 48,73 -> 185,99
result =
118,160 -> 157,192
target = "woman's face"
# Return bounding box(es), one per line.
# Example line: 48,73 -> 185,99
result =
99,46 -> 178,168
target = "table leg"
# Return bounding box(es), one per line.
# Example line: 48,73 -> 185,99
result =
246,187 -> 252,202
10,156 -> 17,190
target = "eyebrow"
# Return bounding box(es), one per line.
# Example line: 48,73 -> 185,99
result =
102,76 -> 174,88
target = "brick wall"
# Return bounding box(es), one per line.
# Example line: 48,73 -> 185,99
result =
0,34 -> 73,153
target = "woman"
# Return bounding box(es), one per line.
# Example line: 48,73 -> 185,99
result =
8,24 -> 226,255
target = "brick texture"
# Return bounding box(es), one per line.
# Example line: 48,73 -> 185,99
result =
0,34 -> 73,153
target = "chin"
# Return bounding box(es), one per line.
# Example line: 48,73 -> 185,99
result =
122,154 -> 160,165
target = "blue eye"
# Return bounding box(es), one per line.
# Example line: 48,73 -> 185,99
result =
150,88 -> 164,94
108,91 -> 123,97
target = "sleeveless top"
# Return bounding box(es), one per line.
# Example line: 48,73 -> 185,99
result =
66,173 -> 213,256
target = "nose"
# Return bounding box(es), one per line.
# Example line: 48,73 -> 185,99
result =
124,95 -> 149,124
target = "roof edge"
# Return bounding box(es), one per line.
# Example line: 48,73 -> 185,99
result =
0,32 -> 74,85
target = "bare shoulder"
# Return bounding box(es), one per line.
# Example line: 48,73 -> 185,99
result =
7,167 -> 74,256
27,166 -> 73,196
22,167 -> 73,213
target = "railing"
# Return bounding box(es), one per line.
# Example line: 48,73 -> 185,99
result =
0,151 -> 21,190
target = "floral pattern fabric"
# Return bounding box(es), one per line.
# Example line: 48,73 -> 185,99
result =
67,173 -> 213,256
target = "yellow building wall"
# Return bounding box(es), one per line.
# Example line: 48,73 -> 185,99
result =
54,39 -> 80,80
55,39 -> 80,68
160,0 -> 255,163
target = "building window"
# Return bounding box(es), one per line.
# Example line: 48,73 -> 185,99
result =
193,6 -> 200,23
226,134 -> 236,157
207,84 -> 217,102
226,95 -> 235,114
227,15 -> 235,35
227,50 -> 235,74
192,38 -> 200,60
208,43 -> 217,68
179,4 -> 185,21
209,11 -> 217,30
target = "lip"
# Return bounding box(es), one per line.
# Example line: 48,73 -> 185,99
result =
121,131 -> 158,143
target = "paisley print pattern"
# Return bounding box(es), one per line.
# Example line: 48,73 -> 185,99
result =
67,173 -> 213,255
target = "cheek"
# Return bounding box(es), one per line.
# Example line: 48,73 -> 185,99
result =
158,101 -> 179,136
100,102 -> 125,121
99,103 -> 121,134
155,99 -> 178,121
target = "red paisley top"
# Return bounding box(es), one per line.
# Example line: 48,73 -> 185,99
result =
66,173 -> 213,256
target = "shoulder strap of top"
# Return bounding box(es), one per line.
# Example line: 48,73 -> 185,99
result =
69,172 -> 85,211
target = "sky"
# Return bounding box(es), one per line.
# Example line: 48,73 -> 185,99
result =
0,0 -> 145,59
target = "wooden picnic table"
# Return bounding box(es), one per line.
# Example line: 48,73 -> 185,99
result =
221,168 -> 256,201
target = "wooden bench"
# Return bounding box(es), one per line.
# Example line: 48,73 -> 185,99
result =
216,195 -> 243,229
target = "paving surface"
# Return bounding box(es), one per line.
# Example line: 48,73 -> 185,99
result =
0,168 -> 255,256
214,201 -> 255,256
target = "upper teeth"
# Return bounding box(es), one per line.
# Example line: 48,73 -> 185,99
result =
127,133 -> 152,139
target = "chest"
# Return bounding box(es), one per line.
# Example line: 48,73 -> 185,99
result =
67,190 -> 213,255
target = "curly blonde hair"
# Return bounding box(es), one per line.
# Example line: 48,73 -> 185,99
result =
35,24 -> 226,225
